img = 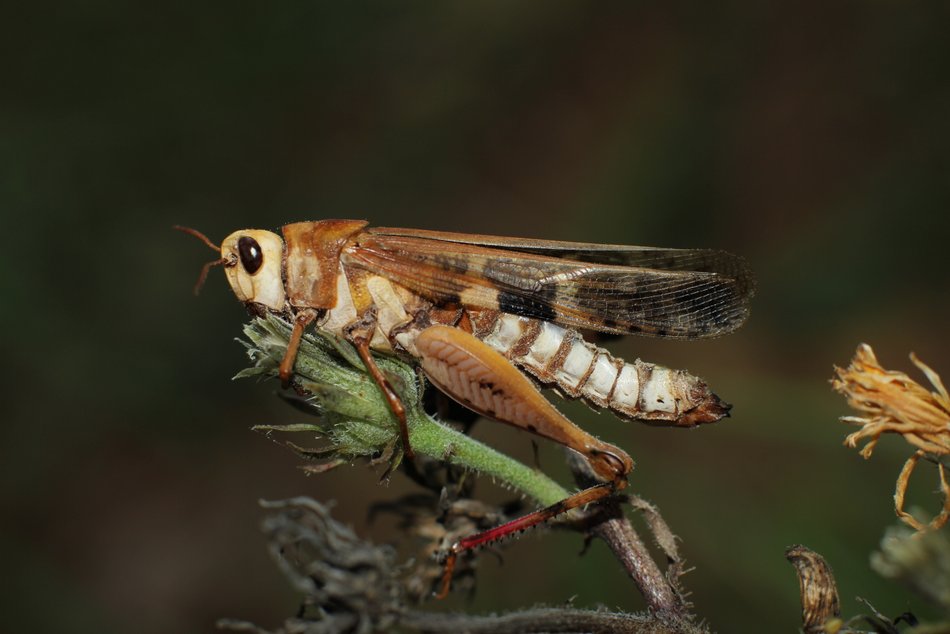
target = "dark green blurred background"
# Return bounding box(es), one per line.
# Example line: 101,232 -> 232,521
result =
4,2 -> 950,632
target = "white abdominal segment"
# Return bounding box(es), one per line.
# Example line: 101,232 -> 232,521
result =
554,341 -> 595,390
483,314 -> 526,350
640,368 -> 676,413
526,321 -> 561,366
611,364 -> 640,410
586,354 -> 619,401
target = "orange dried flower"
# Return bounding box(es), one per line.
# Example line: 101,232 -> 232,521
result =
832,344 -> 950,531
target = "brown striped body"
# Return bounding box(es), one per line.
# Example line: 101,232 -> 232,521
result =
200,219 -> 747,429
466,310 -> 728,426
319,269 -> 728,427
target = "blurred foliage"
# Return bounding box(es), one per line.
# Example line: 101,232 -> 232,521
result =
3,2 -> 950,633
218,497 -> 705,634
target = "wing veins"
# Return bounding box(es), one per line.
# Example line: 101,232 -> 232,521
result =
348,232 -> 753,338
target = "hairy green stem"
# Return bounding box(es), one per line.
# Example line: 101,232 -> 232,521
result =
237,315 -> 569,506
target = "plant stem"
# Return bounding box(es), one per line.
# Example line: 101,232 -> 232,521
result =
240,315 -> 569,506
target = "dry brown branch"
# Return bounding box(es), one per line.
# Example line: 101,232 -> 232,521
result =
217,497 -> 708,634
567,451 -> 690,618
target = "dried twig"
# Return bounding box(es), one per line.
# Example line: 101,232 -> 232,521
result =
567,451 -> 690,618
218,497 -> 708,634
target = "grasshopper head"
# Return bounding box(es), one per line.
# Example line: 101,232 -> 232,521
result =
176,225 -> 287,312
219,230 -> 287,311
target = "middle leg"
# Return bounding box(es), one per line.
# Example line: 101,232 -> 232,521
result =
344,310 -> 414,460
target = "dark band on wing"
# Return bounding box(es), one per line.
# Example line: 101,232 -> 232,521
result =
497,288 -> 557,322
346,233 -> 753,339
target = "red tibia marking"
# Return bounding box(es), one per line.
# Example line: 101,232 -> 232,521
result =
456,510 -> 550,551
436,481 -> 618,599
458,482 -> 614,550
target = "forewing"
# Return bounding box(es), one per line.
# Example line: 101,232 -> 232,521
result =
370,226 -> 753,281
346,230 -> 753,338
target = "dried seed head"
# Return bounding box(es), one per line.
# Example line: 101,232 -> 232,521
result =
832,344 -> 950,530
833,344 -> 950,458
785,545 -> 841,633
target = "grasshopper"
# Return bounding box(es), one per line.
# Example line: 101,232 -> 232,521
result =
178,220 -> 753,596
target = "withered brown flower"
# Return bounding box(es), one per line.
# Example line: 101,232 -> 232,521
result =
832,344 -> 950,531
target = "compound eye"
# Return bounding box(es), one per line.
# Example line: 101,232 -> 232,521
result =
237,236 -> 263,274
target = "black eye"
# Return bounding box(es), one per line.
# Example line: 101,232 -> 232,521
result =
238,236 -> 263,274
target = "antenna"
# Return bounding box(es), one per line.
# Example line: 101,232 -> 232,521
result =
173,225 -> 226,295
173,225 -> 220,252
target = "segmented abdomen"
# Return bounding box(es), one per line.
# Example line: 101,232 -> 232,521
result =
468,310 -> 728,427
